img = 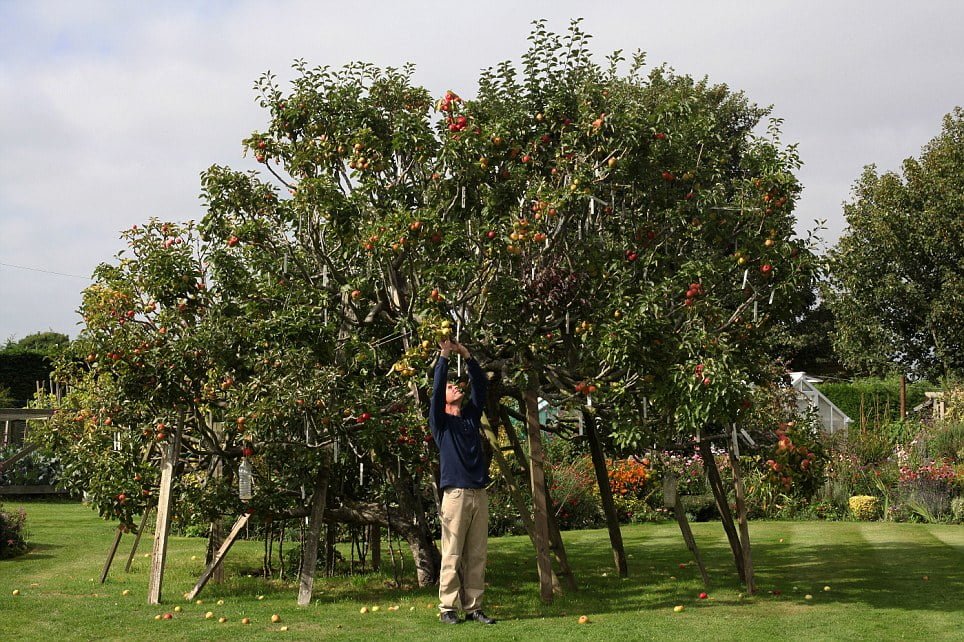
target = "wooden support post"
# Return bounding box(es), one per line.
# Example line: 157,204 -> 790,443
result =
481,417 -> 537,539
100,527 -> 125,584
125,505 -> 155,572
698,437 -> 746,583
523,384 -> 554,604
584,410 -> 628,578
497,404 -> 574,592
664,471 -> 710,588
0,443 -> 39,473
147,410 -> 184,604
481,414 -> 563,592
729,428 -> 755,593
899,375 -> 907,420
298,459 -> 331,606
185,512 -> 252,601
543,496 -> 577,592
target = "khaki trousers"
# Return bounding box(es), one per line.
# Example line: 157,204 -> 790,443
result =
438,487 -> 488,613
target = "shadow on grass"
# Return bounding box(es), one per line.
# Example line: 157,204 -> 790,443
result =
475,523 -> 964,620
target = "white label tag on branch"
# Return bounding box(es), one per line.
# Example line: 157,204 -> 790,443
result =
741,269 -> 749,289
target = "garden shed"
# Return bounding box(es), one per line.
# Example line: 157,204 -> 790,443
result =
788,372 -> 852,434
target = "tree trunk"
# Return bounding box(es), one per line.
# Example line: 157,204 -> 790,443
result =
583,410 -> 628,578
386,466 -> 441,587
523,382 -> 554,603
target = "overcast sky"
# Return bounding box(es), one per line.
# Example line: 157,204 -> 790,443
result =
1,1 -> 961,342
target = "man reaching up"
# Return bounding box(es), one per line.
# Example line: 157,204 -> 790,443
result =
429,339 -> 496,625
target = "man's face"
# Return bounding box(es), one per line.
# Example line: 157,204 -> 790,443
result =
445,381 -> 465,404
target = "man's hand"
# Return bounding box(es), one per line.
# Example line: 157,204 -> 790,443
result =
439,339 -> 470,359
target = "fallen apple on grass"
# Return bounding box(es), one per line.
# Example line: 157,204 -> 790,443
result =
673,605 -> 685,613
578,615 -> 590,624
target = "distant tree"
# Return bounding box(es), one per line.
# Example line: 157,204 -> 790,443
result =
2,332 -> 70,357
826,108 -> 964,381
769,294 -> 851,377
0,332 -> 69,406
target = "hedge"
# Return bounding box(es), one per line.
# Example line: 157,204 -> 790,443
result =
816,376 -> 939,427
0,352 -> 52,407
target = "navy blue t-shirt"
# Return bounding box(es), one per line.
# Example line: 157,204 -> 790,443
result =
429,356 -> 490,491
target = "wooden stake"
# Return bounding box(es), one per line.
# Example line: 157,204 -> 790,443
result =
729,427 -> 755,593
298,458 -> 331,606
185,512 -> 252,601
665,470 -> 710,587
584,410 -> 628,578
524,384 -> 554,604
698,437 -> 746,583
481,412 -> 565,592
147,409 -> 184,604
124,505 -> 155,573
100,527 -> 125,584
899,375 -> 907,420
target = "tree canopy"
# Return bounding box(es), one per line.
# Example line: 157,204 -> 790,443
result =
827,107 -> 964,381
35,20 -> 818,591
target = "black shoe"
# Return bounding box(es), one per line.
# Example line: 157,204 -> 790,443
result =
440,610 -> 460,625
466,610 -> 496,625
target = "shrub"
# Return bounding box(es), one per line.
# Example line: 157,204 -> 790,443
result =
849,495 -> 880,520
763,420 -> 827,498
951,496 -> 964,523
895,462 -> 957,519
0,503 -> 28,559
928,422 -> 964,463
547,457 -> 602,531
0,446 -> 62,487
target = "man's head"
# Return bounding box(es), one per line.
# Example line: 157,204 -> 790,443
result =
445,379 -> 466,405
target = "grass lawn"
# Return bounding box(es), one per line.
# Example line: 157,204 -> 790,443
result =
1,501 -> 962,641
